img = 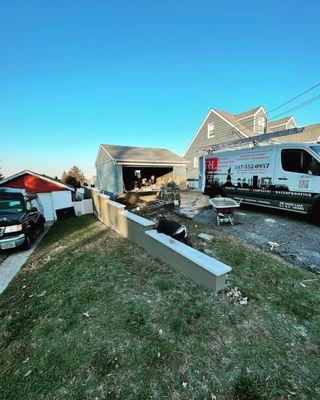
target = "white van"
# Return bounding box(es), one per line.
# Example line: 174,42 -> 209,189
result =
199,142 -> 320,222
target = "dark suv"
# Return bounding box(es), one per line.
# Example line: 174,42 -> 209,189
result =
0,188 -> 46,251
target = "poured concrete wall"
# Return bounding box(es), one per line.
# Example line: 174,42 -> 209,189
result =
143,230 -> 230,292
91,189 -> 231,292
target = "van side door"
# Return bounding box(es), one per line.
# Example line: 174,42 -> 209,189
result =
275,147 -> 320,193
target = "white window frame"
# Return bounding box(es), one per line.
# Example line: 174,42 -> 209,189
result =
256,117 -> 265,133
207,123 -> 215,138
194,157 -> 199,168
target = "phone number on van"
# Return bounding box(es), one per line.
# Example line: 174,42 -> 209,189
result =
235,163 -> 270,170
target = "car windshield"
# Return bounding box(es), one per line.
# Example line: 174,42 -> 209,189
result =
0,198 -> 24,214
310,145 -> 320,156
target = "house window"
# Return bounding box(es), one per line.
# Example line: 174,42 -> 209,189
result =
194,157 -> 199,168
256,117 -> 265,133
207,123 -> 215,138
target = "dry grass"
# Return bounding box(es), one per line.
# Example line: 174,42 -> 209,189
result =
0,214 -> 319,399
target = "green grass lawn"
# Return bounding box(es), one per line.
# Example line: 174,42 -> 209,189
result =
0,214 -> 319,400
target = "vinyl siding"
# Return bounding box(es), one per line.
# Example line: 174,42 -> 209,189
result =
185,111 -> 245,180
96,162 -> 118,193
96,146 -> 112,166
254,108 -> 267,134
287,119 -> 297,129
237,115 -> 255,132
268,124 -> 287,133
96,146 -> 119,193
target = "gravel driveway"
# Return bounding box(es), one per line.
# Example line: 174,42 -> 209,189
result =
179,191 -> 320,273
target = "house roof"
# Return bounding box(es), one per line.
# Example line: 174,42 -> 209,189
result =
0,170 -> 76,191
213,109 -> 256,138
236,106 -> 263,120
101,144 -> 186,164
268,116 -> 293,128
273,123 -> 320,143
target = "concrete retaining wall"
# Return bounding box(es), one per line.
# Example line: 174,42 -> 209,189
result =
144,230 -> 231,292
91,190 -> 231,292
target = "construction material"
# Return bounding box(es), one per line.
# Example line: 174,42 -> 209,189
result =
209,197 -> 241,226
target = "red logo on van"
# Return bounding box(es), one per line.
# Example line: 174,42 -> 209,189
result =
206,157 -> 218,172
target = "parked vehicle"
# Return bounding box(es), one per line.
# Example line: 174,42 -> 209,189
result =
199,142 -> 320,223
0,188 -> 45,251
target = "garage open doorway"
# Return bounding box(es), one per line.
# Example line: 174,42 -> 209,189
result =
122,166 -> 173,191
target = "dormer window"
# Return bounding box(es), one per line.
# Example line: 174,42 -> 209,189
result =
207,123 -> 215,138
256,117 -> 265,133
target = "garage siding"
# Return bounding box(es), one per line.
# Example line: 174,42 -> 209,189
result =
96,162 -> 118,193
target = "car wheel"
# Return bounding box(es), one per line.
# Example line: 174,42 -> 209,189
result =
22,233 -> 31,250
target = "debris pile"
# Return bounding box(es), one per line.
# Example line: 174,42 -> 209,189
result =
226,287 -> 248,305
157,181 -> 180,205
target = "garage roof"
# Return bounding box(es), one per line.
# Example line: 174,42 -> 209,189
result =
101,144 -> 186,165
0,170 -> 76,191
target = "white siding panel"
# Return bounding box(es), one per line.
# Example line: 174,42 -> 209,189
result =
52,191 -> 72,216
38,193 -> 55,221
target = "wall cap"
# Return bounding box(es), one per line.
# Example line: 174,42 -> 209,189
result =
119,210 -> 154,226
146,230 -> 231,276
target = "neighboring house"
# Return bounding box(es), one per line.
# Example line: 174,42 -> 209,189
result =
185,105 -> 319,187
0,170 -> 75,221
95,144 -> 187,194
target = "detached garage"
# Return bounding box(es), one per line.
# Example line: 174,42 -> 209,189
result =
0,170 -> 75,221
95,144 -> 187,194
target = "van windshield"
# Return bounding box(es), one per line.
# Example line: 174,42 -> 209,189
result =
311,145 -> 320,156
0,198 -> 24,214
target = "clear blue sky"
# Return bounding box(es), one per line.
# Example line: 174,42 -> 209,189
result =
1,0 -> 320,179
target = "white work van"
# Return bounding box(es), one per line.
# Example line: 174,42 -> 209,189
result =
199,142 -> 320,221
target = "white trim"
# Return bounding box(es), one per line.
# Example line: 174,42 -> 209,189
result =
118,161 -> 187,166
95,145 -> 115,166
184,110 -> 212,155
185,109 -> 249,156
207,122 -> 215,138
237,114 -> 255,121
254,106 -> 267,118
101,145 -> 115,162
237,106 -> 267,122
285,116 -> 297,129
211,109 -> 249,139
269,122 -> 288,129
0,170 -> 75,191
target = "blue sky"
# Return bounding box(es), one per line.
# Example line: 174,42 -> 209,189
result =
1,0 -> 320,179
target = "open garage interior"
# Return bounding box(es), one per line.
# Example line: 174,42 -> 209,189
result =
122,166 -> 173,191
96,144 -> 187,194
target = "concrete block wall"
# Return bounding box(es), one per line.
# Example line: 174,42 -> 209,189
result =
91,191 -> 231,292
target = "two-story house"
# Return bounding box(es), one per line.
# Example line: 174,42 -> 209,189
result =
185,105 -> 320,187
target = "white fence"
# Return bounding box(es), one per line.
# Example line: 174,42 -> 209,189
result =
72,199 -> 93,216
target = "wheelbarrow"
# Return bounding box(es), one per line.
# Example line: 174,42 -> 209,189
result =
209,197 -> 241,226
